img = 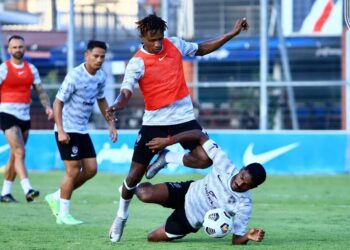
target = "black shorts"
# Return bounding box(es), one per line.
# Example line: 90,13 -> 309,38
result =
55,132 -> 96,161
164,181 -> 198,238
0,112 -> 30,132
132,120 -> 204,165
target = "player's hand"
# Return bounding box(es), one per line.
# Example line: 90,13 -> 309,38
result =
106,105 -> 117,122
247,228 -> 265,242
58,131 -> 70,144
146,137 -> 169,151
233,17 -> 249,35
109,128 -> 118,143
46,107 -> 54,120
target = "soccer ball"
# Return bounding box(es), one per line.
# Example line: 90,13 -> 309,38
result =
202,208 -> 233,238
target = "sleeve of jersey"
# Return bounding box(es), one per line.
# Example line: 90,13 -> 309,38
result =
231,199 -> 252,236
121,57 -> 144,93
56,72 -> 76,102
0,63 -> 7,84
29,64 -> 41,84
169,37 -> 198,57
202,139 -> 232,172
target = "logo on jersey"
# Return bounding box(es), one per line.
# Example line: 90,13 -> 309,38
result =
18,71 -> 25,76
71,146 -> 78,157
204,184 -> 217,206
158,53 -> 167,61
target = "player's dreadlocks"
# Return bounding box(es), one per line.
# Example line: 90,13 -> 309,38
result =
136,14 -> 168,36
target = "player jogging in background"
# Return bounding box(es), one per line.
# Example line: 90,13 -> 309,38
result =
136,129 -> 266,244
107,14 -> 249,242
0,35 -> 53,203
45,40 -> 117,225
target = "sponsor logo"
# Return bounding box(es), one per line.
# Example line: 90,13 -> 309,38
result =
243,142 -> 299,165
18,71 -> 25,75
204,184 -> 217,206
158,53 -> 167,61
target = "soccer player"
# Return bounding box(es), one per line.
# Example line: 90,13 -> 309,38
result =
136,129 -> 266,244
107,14 -> 249,242
45,40 -> 118,225
0,35 -> 53,203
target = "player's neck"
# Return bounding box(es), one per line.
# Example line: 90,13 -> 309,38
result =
84,63 -> 97,75
10,58 -> 23,65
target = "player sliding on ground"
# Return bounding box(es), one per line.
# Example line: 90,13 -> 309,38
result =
135,129 -> 266,244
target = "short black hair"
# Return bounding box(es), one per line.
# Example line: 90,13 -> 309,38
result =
87,40 -> 107,51
8,35 -> 24,44
244,163 -> 266,186
136,14 -> 167,36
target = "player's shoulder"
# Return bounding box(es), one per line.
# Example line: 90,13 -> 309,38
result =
0,62 -> 7,70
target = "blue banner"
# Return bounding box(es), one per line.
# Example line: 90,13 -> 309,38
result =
0,130 -> 347,175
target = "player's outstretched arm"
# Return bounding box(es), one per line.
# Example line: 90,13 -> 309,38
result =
231,228 -> 265,245
106,89 -> 132,122
146,129 -> 208,151
195,17 -> 248,56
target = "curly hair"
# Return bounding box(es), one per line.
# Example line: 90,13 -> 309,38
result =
136,14 -> 167,36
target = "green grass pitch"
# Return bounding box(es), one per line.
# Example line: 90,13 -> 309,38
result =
0,171 -> 350,250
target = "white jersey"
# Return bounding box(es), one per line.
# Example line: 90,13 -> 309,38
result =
0,61 -> 41,121
55,63 -> 106,133
185,139 -> 252,236
120,37 -> 198,125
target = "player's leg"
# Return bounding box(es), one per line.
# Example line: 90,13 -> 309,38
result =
135,182 -> 169,205
148,206 -> 198,242
110,125 -> 166,242
56,159 -> 83,225
0,152 -> 17,203
72,134 -> 98,190
146,120 -> 212,178
3,126 -> 39,202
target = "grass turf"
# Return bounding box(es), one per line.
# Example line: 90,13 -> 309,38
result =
0,171 -> 349,250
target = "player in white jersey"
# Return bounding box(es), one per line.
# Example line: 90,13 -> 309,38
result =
45,40 -> 118,225
135,129 -> 266,244
0,35 -> 53,203
107,14 -> 249,242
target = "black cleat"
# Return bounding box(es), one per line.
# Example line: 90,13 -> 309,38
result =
0,193 -> 18,203
26,189 -> 40,202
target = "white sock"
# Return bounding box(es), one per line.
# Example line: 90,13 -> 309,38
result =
165,151 -> 185,165
117,196 -> 131,219
59,198 -> 70,217
1,180 -> 13,196
53,189 -> 60,200
20,178 -> 32,194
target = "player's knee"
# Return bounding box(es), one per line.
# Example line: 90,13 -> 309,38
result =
12,147 -> 25,159
86,167 -> 97,179
135,182 -> 152,202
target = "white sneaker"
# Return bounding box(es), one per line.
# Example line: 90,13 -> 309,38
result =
109,216 -> 128,242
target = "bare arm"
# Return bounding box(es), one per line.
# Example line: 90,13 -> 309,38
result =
195,18 -> 248,56
53,98 -> 70,144
232,228 -> 265,245
33,84 -> 53,120
97,98 -> 118,143
146,129 -> 209,151
105,88 -> 133,121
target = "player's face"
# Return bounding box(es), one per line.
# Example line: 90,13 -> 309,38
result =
231,169 -> 255,192
8,38 -> 25,60
85,47 -> 106,74
141,30 -> 164,54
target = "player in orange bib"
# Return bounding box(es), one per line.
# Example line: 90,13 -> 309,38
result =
107,14 -> 249,242
0,35 -> 53,203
